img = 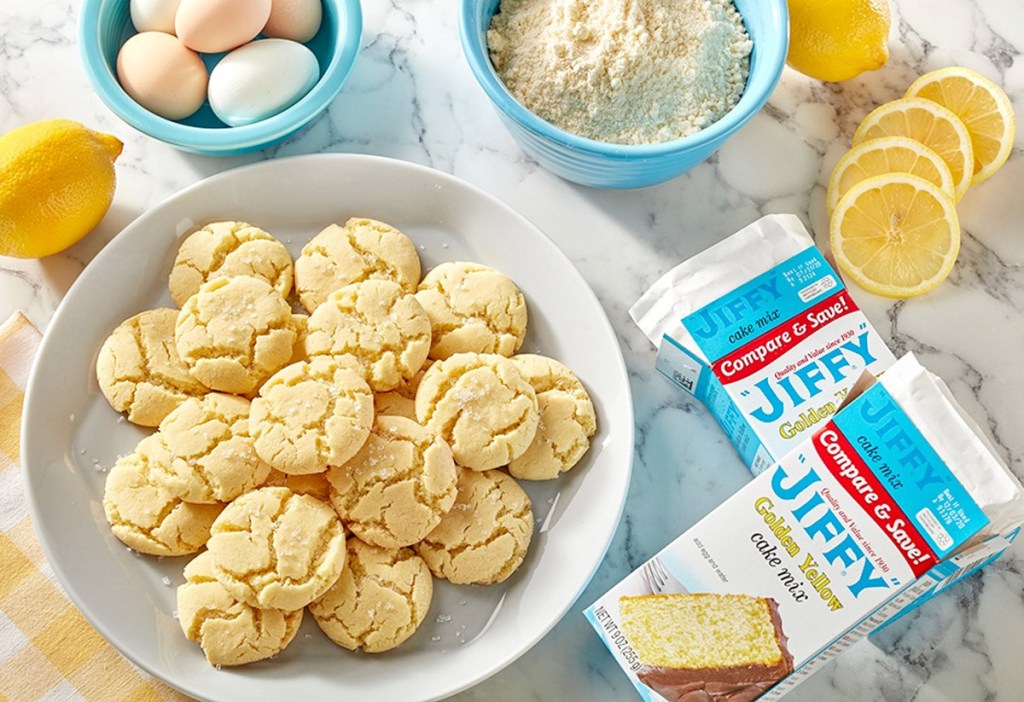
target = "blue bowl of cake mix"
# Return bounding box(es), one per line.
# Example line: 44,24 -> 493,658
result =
459,0 -> 788,189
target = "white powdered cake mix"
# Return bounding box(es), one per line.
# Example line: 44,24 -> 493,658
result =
487,0 -> 752,145
586,354 -> 1024,702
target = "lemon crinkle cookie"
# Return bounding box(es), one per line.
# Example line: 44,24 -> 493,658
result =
146,393 -> 271,503
96,308 -> 208,427
178,551 -> 303,666
415,353 -> 539,470
168,221 -> 294,308
508,354 -> 597,480
250,356 -> 374,475
103,436 -> 224,556
294,218 -> 421,312
175,276 -> 297,395
327,415 -> 458,548
305,279 -> 431,392
310,539 -> 433,653
207,486 -> 347,611
416,469 -> 533,585
415,261 -> 527,360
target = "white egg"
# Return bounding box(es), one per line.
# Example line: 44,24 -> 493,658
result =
208,39 -> 320,127
129,0 -> 181,34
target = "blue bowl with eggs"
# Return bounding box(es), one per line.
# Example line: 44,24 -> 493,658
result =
459,0 -> 788,189
79,0 -> 361,155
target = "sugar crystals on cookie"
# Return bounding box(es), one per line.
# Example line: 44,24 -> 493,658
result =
206,486 -> 348,611
145,393 -> 271,503
250,356 -> 374,475
416,469 -> 534,585
415,261 -> 527,360
508,354 -> 597,480
102,436 -> 225,557
305,279 -> 431,392
96,308 -> 208,427
327,415 -> 458,548
178,551 -> 304,666
168,221 -> 294,308
415,352 -> 539,470
294,218 -> 421,312
175,276 -> 297,395
310,539 -> 433,653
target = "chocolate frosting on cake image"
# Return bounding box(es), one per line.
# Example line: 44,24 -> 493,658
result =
619,593 -> 793,702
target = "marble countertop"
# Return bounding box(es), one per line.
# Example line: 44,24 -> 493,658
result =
3,0 -> 1024,700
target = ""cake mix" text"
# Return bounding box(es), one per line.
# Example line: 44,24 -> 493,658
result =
758,461 -> 891,601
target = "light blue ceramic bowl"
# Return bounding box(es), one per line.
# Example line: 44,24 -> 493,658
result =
79,0 -> 362,156
460,0 -> 788,189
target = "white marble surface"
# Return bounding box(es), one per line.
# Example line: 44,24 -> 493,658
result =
3,0 -> 1024,700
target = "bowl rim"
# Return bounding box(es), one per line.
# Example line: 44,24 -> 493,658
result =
458,0 -> 789,156
78,0 -> 363,151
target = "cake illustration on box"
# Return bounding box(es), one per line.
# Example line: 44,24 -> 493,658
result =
619,593 -> 793,702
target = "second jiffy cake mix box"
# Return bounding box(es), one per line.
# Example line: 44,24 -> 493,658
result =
631,214 -> 896,474
585,354 -> 1024,702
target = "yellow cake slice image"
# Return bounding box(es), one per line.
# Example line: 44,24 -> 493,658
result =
619,593 -> 793,702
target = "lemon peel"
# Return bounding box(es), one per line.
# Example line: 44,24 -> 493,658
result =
0,119 -> 121,258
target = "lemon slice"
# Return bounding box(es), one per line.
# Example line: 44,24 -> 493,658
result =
852,97 -> 973,202
827,136 -> 955,214
830,172 -> 960,298
905,66 -> 1016,185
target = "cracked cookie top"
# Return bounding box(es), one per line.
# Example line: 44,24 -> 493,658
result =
96,308 -> 209,427
146,393 -> 272,504
175,276 -> 298,395
414,261 -> 527,360
294,218 -> 421,312
177,551 -> 304,666
168,221 -> 294,308
416,469 -> 533,585
507,354 -> 597,481
415,353 -> 539,471
305,280 -> 431,393
102,436 -> 225,556
206,486 -> 347,611
327,415 -> 458,549
250,356 -> 374,475
310,539 -> 432,653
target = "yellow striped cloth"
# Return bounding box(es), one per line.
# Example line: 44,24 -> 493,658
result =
0,312 -> 190,702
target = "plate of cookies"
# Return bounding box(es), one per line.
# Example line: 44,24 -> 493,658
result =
21,154 -> 633,701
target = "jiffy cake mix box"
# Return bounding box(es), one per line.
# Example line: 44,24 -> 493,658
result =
585,354 -> 1024,702
631,214 -> 896,474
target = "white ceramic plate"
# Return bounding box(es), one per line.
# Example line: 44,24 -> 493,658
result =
21,154 -> 633,702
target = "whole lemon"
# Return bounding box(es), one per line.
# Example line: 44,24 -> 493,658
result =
787,0 -> 891,82
0,119 -> 123,258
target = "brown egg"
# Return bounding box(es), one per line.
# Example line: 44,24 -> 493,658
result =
116,31 -> 208,120
263,0 -> 323,43
175,0 -> 272,54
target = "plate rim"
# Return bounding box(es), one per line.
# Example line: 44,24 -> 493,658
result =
20,153 -> 634,701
